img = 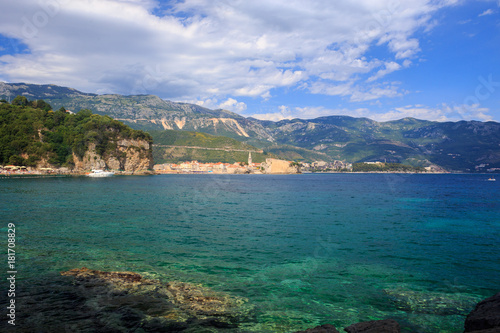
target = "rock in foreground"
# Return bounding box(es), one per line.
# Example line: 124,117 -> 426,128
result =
344,319 -> 400,333
464,292 -> 500,332
294,323 -> 340,333
294,320 -> 400,333
61,267 -> 253,331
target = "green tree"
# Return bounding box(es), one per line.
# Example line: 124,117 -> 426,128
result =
8,155 -> 25,166
32,99 -> 52,111
11,95 -> 29,107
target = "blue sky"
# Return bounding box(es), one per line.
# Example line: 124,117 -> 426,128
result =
0,0 -> 499,122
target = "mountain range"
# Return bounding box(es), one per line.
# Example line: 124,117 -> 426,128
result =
1,82 -> 499,172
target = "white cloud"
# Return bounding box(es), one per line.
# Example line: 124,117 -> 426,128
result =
371,104 -> 493,122
251,103 -> 493,122
218,98 -> 248,113
0,0 -> 458,105
367,61 -> 402,82
252,105 -> 350,121
309,80 -> 405,102
195,97 -> 247,113
479,9 -> 494,16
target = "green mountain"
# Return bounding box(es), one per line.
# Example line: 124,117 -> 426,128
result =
2,82 -> 499,172
150,130 -> 274,164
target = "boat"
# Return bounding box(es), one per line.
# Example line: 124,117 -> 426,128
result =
87,169 -> 115,177
488,177 -> 496,182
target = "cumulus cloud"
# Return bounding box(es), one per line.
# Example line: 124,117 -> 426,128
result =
252,106 -> 343,121
195,97 -> 247,113
251,103 -> 493,122
0,0 -> 457,105
372,104 -> 493,122
218,98 -> 247,113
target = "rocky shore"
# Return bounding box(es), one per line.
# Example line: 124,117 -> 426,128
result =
295,293 -> 500,333
59,268 -> 500,333
59,267 -> 254,331
8,267 -> 498,332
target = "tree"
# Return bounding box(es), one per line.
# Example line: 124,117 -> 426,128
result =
32,99 -> 52,111
8,155 -> 25,166
11,95 -> 29,107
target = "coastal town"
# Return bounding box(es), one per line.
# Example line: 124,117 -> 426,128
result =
1,155 -> 450,176
153,156 -> 353,174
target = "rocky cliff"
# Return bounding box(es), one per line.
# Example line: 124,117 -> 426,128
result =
262,158 -> 300,174
72,138 -> 153,173
0,100 -> 154,173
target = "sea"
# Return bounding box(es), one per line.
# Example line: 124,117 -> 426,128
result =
0,173 -> 499,332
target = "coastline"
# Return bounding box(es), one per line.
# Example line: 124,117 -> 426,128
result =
0,169 -> 155,177
1,165 -> 495,177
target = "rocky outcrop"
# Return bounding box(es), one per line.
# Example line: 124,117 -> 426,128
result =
295,324 -> 340,333
464,292 -> 500,332
60,267 -> 253,330
344,319 -> 400,333
262,158 -> 300,174
297,292 -> 500,333
72,138 -> 153,173
295,320 -> 400,333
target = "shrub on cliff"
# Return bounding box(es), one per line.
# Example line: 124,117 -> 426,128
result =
0,98 -> 152,167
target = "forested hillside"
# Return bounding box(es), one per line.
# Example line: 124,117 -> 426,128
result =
0,97 -> 151,168
150,130 -> 274,164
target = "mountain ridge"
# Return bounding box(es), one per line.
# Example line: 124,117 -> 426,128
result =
1,82 -> 499,172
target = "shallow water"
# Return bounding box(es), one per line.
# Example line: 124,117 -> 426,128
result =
1,173 -> 499,332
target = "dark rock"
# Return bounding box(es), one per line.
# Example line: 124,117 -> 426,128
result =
344,319 -> 400,333
62,267 -> 143,283
464,292 -> 500,332
60,267 -> 253,331
465,329 -> 500,333
294,323 -> 340,333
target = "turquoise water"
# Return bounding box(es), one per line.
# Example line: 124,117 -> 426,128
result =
1,174 -> 499,332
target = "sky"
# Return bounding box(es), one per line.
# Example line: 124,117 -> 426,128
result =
0,0 -> 499,122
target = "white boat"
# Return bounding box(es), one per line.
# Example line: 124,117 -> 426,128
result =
87,169 -> 115,177
488,177 -> 496,182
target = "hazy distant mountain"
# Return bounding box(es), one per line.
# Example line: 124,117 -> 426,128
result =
1,82 -> 499,172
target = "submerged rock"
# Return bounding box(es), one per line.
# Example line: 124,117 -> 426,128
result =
294,320 -> 401,333
60,267 -> 253,331
294,324 -> 340,333
383,288 -> 480,316
344,319 -> 400,333
464,292 -> 500,332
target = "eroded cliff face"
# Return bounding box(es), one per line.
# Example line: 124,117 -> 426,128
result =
262,158 -> 300,174
72,138 -> 153,173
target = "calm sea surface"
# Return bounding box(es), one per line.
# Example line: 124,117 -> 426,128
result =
1,174 -> 499,332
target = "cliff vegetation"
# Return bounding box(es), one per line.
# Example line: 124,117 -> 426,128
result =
0,97 -> 152,171
352,162 -> 425,173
